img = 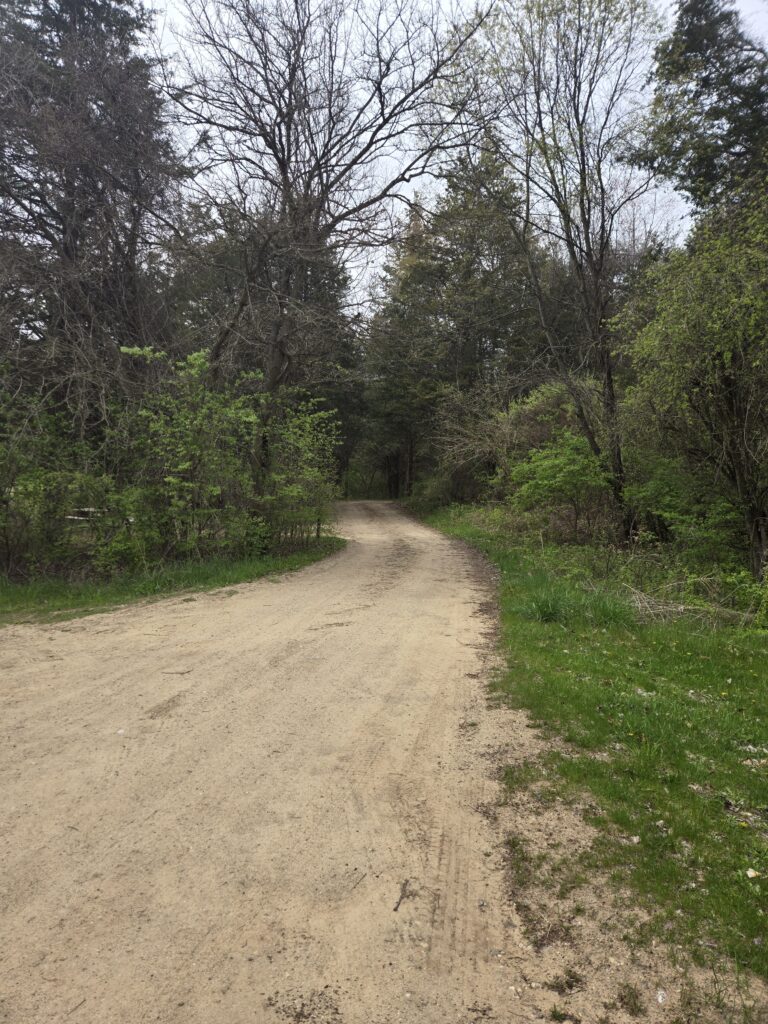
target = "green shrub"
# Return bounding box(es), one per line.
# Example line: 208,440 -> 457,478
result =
505,431 -> 612,542
0,352 -> 339,580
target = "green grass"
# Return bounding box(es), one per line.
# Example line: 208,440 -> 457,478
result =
0,537 -> 345,626
429,505 -> 768,980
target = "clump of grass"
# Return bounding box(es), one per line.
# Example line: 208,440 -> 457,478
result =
511,567 -> 635,629
585,589 -> 635,628
549,1007 -> 581,1023
617,981 -> 646,1017
429,505 -> 768,981
505,833 -> 536,891
526,582 -> 580,624
0,537 -> 345,625
547,968 -> 585,995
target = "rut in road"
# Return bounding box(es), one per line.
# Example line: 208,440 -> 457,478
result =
1,501 -> 537,1023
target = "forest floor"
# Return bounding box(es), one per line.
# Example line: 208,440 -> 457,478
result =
1,501 -> 765,1024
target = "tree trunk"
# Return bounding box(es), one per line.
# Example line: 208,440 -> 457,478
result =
600,339 -> 634,543
385,454 -> 400,499
746,505 -> 768,580
405,438 -> 415,497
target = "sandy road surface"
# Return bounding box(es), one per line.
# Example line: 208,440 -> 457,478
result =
1,501 -> 537,1024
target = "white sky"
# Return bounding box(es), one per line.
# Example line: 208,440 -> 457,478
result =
737,0 -> 768,38
154,0 -> 768,54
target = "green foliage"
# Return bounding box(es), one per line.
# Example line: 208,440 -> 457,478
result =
505,431 -> 612,542
259,400 -> 340,545
624,451 -> 749,564
508,431 -> 608,509
128,351 -> 267,565
358,154 -> 542,499
0,538 -> 345,626
0,388 -> 84,577
631,194 -> 768,577
402,472 -> 456,516
519,573 -> 635,628
641,0 -> 768,207
446,502 -> 765,615
0,352 -> 339,580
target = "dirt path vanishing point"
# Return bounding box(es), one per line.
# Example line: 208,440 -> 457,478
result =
1,501 -> 763,1024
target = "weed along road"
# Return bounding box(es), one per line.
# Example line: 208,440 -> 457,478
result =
1,501 -> 529,1024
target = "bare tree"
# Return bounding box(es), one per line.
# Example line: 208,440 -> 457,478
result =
172,0 -> 487,387
476,0 -> 659,537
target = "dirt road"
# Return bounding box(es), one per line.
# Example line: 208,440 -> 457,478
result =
1,501 -> 534,1023
4,501 -> 759,1024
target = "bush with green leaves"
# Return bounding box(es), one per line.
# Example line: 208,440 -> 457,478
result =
0,389 -> 90,577
404,472 -> 457,516
127,352 -> 269,564
505,430 -> 612,542
258,399 -> 340,546
0,352 -> 339,580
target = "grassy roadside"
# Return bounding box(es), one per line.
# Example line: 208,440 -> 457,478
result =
0,536 -> 345,627
428,505 -> 768,982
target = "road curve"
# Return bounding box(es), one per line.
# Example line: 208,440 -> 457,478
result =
1,501 -> 520,1024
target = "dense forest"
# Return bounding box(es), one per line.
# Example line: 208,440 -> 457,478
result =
2,0 -> 767,609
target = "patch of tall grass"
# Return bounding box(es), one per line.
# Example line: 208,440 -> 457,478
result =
514,570 -> 635,628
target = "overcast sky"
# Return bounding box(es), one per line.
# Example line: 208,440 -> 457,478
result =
737,0 -> 768,38
155,0 -> 768,53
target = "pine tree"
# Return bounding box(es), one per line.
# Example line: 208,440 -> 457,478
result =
360,155 -> 541,498
643,0 -> 768,207
0,0 -> 180,422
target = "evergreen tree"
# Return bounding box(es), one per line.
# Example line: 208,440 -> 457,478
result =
0,0 -> 180,423
642,0 -> 768,207
360,156 -> 540,498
